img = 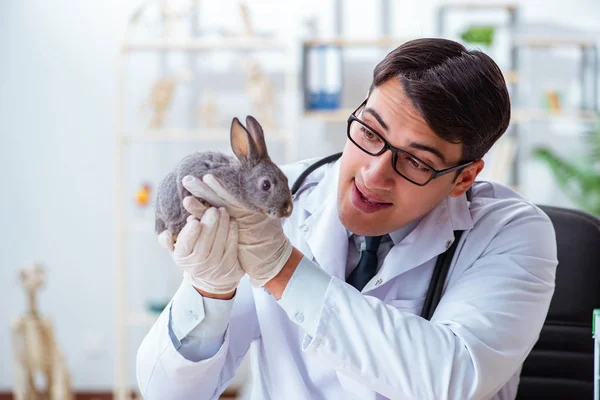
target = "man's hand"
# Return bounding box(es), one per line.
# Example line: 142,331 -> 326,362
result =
182,174 -> 294,288
158,206 -> 244,296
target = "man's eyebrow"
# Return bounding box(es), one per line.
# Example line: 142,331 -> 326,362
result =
407,142 -> 446,164
363,105 -> 447,165
364,107 -> 389,131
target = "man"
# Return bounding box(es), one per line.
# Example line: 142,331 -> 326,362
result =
136,38 -> 557,400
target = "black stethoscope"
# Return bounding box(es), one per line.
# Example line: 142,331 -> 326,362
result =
290,152 -> 471,321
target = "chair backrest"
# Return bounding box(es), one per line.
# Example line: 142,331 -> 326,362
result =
517,206 -> 600,399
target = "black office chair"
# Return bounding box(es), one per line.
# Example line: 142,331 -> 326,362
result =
517,206 -> 600,399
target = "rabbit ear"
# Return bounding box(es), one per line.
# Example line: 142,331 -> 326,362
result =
230,117 -> 259,162
245,115 -> 269,159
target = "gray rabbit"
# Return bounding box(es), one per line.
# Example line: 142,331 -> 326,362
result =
154,115 -> 293,239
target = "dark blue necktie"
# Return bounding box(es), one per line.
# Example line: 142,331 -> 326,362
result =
347,236 -> 383,291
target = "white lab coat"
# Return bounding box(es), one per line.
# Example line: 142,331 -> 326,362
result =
137,157 -> 557,400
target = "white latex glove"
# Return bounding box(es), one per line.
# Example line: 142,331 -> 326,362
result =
157,196 -> 209,252
159,207 -> 244,294
181,174 -> 294,288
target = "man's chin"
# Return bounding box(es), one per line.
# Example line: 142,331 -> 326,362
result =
338,198 -> 388,236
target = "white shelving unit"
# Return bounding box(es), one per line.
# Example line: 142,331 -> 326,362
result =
114,4 -> 299,399
300,1 -> 599,191
436,1 -> 599,189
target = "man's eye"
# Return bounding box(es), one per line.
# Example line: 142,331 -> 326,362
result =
401,154 -> 426,170
410,158 -> 428,171
361,127 -> 376,140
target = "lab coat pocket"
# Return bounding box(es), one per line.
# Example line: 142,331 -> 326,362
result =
385,296 -> 426,316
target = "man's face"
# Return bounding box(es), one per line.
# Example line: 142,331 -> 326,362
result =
338,79 -> 484,236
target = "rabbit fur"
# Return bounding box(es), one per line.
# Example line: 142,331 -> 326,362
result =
155,115 -> 293,238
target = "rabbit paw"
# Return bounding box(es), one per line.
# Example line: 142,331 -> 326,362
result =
157,230 -> 176,251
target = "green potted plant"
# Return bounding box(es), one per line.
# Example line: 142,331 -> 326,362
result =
533,120 -> 600,215
460,25 -> 495,48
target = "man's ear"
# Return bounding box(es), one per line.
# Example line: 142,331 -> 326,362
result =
449,160 -> 484,198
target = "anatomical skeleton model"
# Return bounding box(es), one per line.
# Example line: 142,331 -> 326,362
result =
196,88 -> 220,129
245,58 -> 277,130
144,70 -> 194,129
12,264 -> 74,400
146,77 -> 176,129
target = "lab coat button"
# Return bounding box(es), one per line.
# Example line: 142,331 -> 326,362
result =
295,312 -> 305,323
375,278 -> 382,286
299,224 -> 308,232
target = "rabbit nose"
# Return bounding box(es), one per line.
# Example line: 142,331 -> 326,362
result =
284,201 -> 293,215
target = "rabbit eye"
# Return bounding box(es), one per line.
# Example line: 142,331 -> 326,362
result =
262,180 -> 271,191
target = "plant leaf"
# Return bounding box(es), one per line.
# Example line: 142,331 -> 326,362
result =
533,147 -> 600,215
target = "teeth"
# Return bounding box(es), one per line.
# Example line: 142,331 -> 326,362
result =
361,191 -> 380,204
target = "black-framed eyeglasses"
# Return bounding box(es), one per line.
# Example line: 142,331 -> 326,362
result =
347,99 -> 475,186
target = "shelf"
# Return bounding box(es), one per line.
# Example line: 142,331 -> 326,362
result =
303,37 -> 410,48
439,2 -> 518,11
513,36 -> 597,48
512,23 -> 598,49
120,128 -> 287,143
121,37 -> 288,52
512,109 -> 599,123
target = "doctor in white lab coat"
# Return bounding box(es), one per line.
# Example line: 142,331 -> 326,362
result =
136,38 -> 557,400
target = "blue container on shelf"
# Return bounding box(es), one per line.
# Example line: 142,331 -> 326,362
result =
305,44 -> 342,111
307,90 -> 341,110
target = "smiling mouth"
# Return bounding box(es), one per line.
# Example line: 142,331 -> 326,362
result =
354,181 -> 392,205
350,179 -> 393,214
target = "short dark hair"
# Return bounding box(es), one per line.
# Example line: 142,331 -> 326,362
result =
368,38 -> 511,162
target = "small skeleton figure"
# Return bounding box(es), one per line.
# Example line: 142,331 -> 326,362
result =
144,71 -> 194,129
12,264 -> 74,400
245,59 -> 277,129
196,89 -> 220,129
146,78 -> 176,129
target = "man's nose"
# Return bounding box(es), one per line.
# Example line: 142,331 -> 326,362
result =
364,150 -> 394,187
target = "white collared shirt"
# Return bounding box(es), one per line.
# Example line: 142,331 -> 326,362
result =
137,158 -> 557,400
346,215 -> 419,278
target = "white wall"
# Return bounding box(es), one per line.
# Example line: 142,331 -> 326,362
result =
1,0 -> 598,392
0,0 -> 136,390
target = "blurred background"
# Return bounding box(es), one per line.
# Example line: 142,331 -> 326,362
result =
1,0 -> 599,399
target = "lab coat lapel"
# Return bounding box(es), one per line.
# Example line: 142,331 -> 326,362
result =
301,160 -> 349,281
